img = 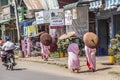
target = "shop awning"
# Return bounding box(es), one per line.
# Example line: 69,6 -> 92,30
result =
23,0 -> 44,10
0,18 -> 15,24
20,19 -> 35,28
64,0 -> 97,10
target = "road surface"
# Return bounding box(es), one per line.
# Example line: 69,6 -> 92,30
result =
0,61 -> 80,80
1,60 -> 120,80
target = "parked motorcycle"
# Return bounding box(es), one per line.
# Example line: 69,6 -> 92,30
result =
31,46 -> 41,57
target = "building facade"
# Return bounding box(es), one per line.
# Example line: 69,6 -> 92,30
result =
0,0 -> 18,42
90,0 -> 120,55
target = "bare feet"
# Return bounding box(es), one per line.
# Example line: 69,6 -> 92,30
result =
71,69 -> 75,72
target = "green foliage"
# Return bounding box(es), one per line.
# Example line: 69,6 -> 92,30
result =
57,39 -> 69,53
57,37 -> 84,53
108,48 -> 116,56
109,34 -> 120,64
114,54 -> 120,65
50,52 -> 59,58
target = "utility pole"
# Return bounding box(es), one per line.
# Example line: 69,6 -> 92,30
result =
13,0 -> 21,44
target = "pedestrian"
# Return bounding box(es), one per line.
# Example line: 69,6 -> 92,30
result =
67,37 -> 80,72
26,36 -> 32,57
21,36 -> 26,57
85,45 -> 96,72
40,42 -> 50,61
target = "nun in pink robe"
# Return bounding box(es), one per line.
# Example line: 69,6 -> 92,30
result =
67,39 -> 80,72
26,37 -> 32,57
85,45 -> 96,72
21,40 -> 27,57
40,42 -> 50,61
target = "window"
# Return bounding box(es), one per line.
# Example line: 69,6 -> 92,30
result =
0,0 -> 8,6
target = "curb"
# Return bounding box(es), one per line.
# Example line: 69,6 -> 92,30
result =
17,58 -> 68,68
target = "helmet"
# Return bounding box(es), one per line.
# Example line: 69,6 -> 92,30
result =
5,36 -> 11,41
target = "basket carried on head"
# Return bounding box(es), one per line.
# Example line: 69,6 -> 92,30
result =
83,32 -> 98,48
40,33 -> 52,46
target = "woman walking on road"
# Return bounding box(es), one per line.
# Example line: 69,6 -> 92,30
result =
85,45 -> 96,72
67,38 -> 80,72
40,42 -> 50,61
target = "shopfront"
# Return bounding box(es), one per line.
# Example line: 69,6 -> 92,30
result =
96,8 -> 120,55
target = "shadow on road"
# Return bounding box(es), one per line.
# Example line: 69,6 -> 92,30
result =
78,67 -> 111,73
96,67 -> 111,72
101,63 -> 114,65
13,68 -> 27,71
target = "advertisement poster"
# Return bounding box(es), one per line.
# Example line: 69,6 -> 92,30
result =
72,8 -> 77,19
35,10 -> 50,24
35,11 -> 44,24
50,9 -> 64,26
65,10 -> 72,25
27,25 -> 38,36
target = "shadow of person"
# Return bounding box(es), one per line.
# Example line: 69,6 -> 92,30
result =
78,70 -> 92,73
95,67 -> 112,72
101,63 -> 114,65
77,67 -> 112,73
12,68 -> 27,71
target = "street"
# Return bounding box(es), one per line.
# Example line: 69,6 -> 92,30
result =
0,60 -> 120,80
0,61 -> 80,80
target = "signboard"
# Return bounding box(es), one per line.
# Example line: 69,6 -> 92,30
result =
72,9 -> 77,19
50,9 -> 64,26
44,11 -> 50,23
35,11 -> 44,24
35,10 -> 50,24
65,10 -> 72,25
27,25 -> 38,37
24,27 -> 27,37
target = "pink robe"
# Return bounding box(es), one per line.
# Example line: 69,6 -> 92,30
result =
67,43 -> 80,70
26,38 -> 32,57
40,42 -> 50,60
21,40 -> 27,56
85,45 -> 96,70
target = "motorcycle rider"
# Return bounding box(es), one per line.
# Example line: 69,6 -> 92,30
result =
1,36 -> 16,66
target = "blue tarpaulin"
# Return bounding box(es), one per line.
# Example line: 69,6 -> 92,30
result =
19,19 -> 35,28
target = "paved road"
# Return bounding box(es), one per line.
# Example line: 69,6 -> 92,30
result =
0,61 -> 80,80
1,60 -> 120,80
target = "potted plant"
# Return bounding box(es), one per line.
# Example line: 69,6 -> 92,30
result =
108,47 -> 115,64
57,40 -> 67,58
108,35 -> 119,64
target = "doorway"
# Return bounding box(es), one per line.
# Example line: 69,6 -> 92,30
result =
97,19 -> 110,55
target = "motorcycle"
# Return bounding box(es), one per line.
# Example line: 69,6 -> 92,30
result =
0,44 -> 18,71
2,53 -> 16,70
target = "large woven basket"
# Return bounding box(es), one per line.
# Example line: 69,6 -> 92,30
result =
40,33 -> 52,46
83,32 -> 98,48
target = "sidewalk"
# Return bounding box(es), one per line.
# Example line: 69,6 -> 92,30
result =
17,56 -> 111,68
